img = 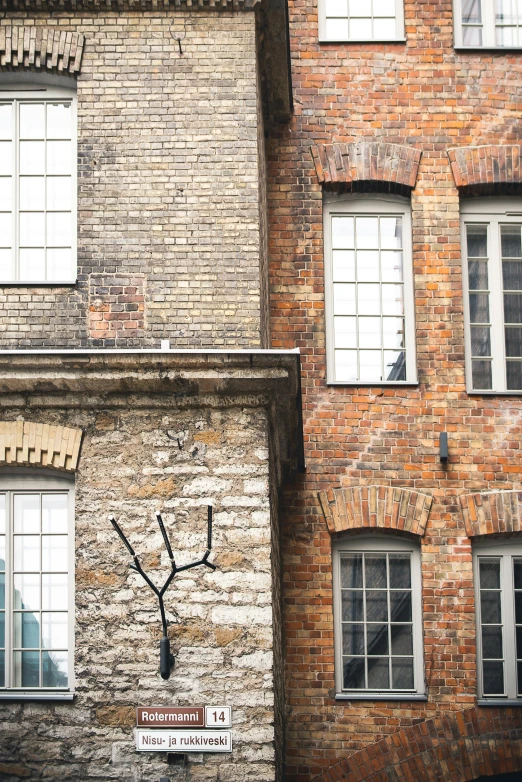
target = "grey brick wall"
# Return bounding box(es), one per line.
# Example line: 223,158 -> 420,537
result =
0,12 -> 268,349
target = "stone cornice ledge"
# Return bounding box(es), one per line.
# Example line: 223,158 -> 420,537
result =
1,0 -> 259,9
0,350 -> 304,485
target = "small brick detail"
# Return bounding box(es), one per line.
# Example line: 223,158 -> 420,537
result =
447,144 -> 522,192
313,706 -> 522,782
318,485 -> 432,537
310,142 -> 422,192
88,274 -> 146,345
0,421 -> 83,472
0,26 -> 84,74
460,489 -> 522,537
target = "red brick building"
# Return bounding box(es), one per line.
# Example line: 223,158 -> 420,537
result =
269,0 -> 522,779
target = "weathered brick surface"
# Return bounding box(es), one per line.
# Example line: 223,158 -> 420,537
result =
447,144 -> 522,193
88,273 -> 146,343
267,0 -> 522,778
0,402 -> 280,781
0,25 -> 84,72
311,142 -> 421,192
0,12 -> 267,349
318,486 -> 432,537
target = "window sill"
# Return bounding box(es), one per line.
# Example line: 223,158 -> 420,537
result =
0,281 -> 77,287
319,38 -> 406,44
327,382 -> 419,387
478,698 -> 522,706
0,691 -> 75,701
467,389 -> 522,395
455,46 -> 522,51
335,693 -> 427,701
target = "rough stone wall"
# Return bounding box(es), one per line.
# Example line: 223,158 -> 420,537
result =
0,402 -> 280,781
0,11 -> 266,349
267,0 -> 522,778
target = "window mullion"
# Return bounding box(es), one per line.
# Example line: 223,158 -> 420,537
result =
490,220 -> 506,391
483,0 -> 496,47
5,492 -> 12,689
503,556 -> 517,699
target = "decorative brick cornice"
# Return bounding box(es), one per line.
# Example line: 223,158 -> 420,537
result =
0,421 -> 83,472
0,26 -> 84,74
447,144 -> 522,193
313,706 -> 522,782
310,142 -> 422,193
460,489 -> 522,537
318,485 -> 432,537
1,0 -> 258,10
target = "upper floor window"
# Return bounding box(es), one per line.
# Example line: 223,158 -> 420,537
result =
461,199 -> 522,393
318,0 -> 405,42
332,535 -> 425,698
474,540 -> 522,702
324,195 -> 417,384
0,473 -> 74,693
455,0 -> 522,47
0,84 -> 77,284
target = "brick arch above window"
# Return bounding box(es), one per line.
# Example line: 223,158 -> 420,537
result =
318,485 -> 433,537
460,489 -> 522,537
0,421 -> 83,472
448,145 -> 522,195
0,27 -> 85,74
310,142 -> 422,194
312,706 -> 522,782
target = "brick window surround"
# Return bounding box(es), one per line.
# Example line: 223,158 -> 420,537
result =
0,421 -> 83,472
319,486 -> 433,537
460,489 -> 522,537
312,705 -> 522,782
448,145 -> 522,195
0,27 -> 85,74
311,142 -> 422,195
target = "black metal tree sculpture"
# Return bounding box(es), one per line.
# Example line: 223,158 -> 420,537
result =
109,506 -> 216,680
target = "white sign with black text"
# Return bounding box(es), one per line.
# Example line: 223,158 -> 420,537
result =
205,706 -> 232,727
136,729 -> 232,753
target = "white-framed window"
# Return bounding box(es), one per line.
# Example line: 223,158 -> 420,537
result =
0,83 -> 77,284
318,0 -> 405,41
461,198 -> 522,393
324,195 -> 417,385
454,0 -> 522,47
474,539 -> 522,701
332,536 -> 425,698
0,473 -> 74,693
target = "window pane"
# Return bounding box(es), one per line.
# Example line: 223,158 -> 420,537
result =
340,555 -> 363,588
507,360 -> 522,389
503,261 -> 522,289
366,591 -> 388,622
47,213 -> 71,247
469,293 -> 490,322
373,17 -> 397,37
19,104 -> 45,140
516,591 -> 522,623
42,495 -> 68,534
42,651 -> 68,687
382,284 -> 404,315
365,556 -> 387,588
0,213 -> 12,248
359,317 -> 381,349
357,250 -> 380,281
518,661 -> 522,696
348,0 -> 367,16
504,293 -> 522,323
390,591 -> 412,622
47,249 -> 73,281
14,536 -> 40,572
0,104 -> 12,139
0,249 -> 13,281
343,623 -> 364,655
47,103 -> 71,140
497,24 -> 518,44
383,318 -> 405,349
501,225 -> 522,257
0,612 -> 3,647
0,177 -> 12,211
381,251 -> 403,281
358,284 -> 380,315
514,560 -> 522,589
335,350 -> 358,381
481,591 -> 502,624
384,351 -> 406,381
471,325 -> 492,356
360,350 -> 382,382
392,658 -> 414,689
373,0 -> 395,14
19,177 -> 45,211
14,612 -> 40,649
19,141 -> 45,175
42,612 -> 68,650
333,283 -> 356,315
20,212 -> 45,247
391,623 -> 413,655
367,624 -> 388,655
42,574 -> 68,611
0,142 -> 12,176
506,327 -> 522,356
325,0 -> 348,14
350,17 -> 373,37
472,359 -> 492,389
47,141 -> 71,175
19,248 -> 45,281
479,558 -> 499,589
334,316 -> 357,348
367,657 -> 389,689
496,0 -> 513,21
462,25 -> 483,44
326,18 -> 349,37
356,217 -> 379,249
483,660 -> 504,694
468,260 -> 488,289
14,651 -> 40,687
482,625 -> 503,658
332,217 -> 354,249
46,177 -> 72,212
343,657 -> 365,688
13,574 -> 39,611
42,536 -> 68,573
463,0 -> 482,22
341,590 -> 363,621
0,574 -> 4,610
389,557 -> 411,588
333,250 -> 355,281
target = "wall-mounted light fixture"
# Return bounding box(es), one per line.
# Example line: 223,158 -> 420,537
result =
439,432 -> 448,462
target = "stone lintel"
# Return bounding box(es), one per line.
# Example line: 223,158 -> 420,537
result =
460,489 -> 522,537
0,26 -> 85,74
0,420 -> 83,472
447,144 -> 522,194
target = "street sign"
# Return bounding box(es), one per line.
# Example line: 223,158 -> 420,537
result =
136,729 -> 232,753
205,706 -> 232,727
136,707 -> 204,727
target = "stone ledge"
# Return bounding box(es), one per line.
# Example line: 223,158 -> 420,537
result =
447,144 -> 522,194
0,420 -> 83,472
1,0 -> 259,10
0,27 -> 84,74
460,489 -> 522,537
318,485 -> 432,537
311,142 -> 422,193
